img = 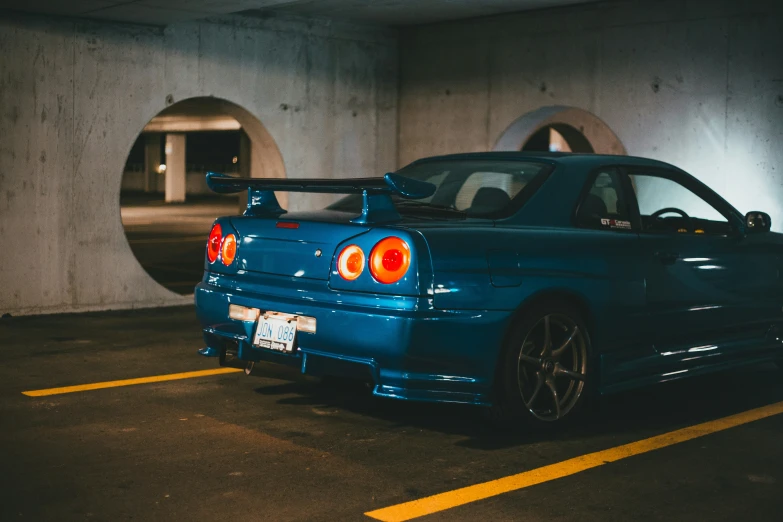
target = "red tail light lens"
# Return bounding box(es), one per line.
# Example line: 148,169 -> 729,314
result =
337,245 -> 365,281
207,224 -> 222,263
221,234 -> 237,266
370,237 -> 410,284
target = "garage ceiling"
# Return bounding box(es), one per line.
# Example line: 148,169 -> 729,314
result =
0,0 -> 601,26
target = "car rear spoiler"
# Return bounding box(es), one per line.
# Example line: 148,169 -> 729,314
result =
205,171 -> 436,224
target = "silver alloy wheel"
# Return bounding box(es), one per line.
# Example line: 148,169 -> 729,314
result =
517,313 -> 587,421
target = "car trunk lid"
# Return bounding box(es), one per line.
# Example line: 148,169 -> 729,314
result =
230,211 -> 370,280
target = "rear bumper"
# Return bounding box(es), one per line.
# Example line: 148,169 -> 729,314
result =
195,273 -> 512,405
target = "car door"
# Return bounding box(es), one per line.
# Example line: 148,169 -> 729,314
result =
571,167 -> 654,391
626,168 -> 780,365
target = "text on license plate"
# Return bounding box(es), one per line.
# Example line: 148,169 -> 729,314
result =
253,313 -> 297,352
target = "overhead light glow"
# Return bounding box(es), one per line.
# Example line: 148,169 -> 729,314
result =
158,164 -> 167,173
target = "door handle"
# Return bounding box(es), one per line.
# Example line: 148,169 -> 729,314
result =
655,251 -> 680,265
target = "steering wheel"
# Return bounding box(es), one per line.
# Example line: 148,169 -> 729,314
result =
649,207 -> 692,232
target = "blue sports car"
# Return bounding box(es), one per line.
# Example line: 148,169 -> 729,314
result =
195,152 -> 783,424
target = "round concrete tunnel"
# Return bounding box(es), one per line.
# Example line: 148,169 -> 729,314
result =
120,97 -> 286,296
494,106 -> 626,155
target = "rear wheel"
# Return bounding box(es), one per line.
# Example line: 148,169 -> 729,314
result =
493,302 -> 594,425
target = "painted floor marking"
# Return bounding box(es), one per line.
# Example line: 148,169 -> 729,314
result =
22,368 -> 242,397
365,400 -> 783,522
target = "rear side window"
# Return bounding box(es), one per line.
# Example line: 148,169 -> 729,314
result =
575,168 -> 633,231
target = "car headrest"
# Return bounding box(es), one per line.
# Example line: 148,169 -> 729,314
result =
579,193 -> 608,219
470,187 -> 511,213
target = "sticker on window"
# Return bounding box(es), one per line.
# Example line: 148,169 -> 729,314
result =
600,218 -> 632,230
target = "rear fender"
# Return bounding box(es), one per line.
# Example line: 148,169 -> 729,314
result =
422,226 -> 646,354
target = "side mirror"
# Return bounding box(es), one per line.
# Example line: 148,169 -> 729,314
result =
745,211 -> 771,233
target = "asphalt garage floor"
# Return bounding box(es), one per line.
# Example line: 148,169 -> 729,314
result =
1,307 -> 782,522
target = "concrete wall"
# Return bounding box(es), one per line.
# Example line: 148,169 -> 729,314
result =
0,12 -> 397,315
398,0 -> 783,229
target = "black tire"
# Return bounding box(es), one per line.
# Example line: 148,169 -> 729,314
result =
489,300 -> 596,427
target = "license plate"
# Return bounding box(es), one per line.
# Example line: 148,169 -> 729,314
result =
253,312 -> 297,353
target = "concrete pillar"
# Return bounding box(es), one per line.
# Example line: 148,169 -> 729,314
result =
165,133 -> 186,203
549,128 -> 572,152
239,130 -> 251,178
143,133 -> 161,193
238,129 -> 251,213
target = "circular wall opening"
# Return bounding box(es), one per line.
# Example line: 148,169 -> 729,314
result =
494,105 -> 625,155
120,97 -> 285,295
521,124 -> 594,153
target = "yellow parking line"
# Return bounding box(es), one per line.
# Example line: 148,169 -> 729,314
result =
365,400 -> 783,522
22,368 -> 243,397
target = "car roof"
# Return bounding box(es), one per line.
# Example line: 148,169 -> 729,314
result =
409,151 -> 680,171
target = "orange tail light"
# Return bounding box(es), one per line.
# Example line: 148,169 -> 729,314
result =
221,234 -> 237,266
369,237 -> 410,284
337,245 -> 365,281
207,224 -> 222,263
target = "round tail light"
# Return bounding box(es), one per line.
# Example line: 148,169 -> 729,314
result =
207,223 -> 222,263
370,237 -> 410,284
337,245 -> 365,281
221,234 -> 237,266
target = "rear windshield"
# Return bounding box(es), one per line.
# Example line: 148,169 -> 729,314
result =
328,160 -> 550,218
